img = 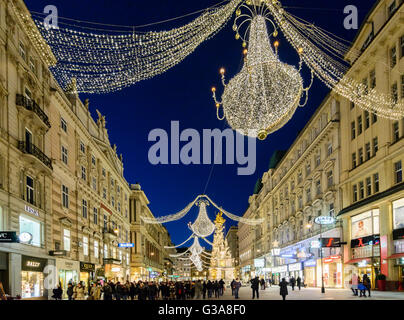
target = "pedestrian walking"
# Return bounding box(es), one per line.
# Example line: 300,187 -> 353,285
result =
52,284 -> 63,300
363,274 -> 371,297
102,282 -> 113,301
351,273 -> 359,296
67,283 -> 74,300
290,276 -> 296,291
73,282 -> 85,300
358,276 -> 367,297
233,278 -> 241,299
250,276 -> 259,299
296,277 -> 302,290
207,280 -> 213,298
279,278 -> 288,300
260,278 -> 265,290
194,280 -> 202,299
202,281 -> 207,299
231,279 -> 235,296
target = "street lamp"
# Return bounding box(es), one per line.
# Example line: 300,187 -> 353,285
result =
314,215 -> 336,294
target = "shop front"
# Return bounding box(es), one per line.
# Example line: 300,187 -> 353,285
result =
21,255 -> 48,299
317,255 -> 343,288
389,198 -> 404,289
104,258 -> 124,281
240,265 -> 251,283
345,209 -> 380,289
271,265 -> 288,284
303,259 -> 317,287
80,262 -> 95,289
288,262 -> 303,280
56,258 -> 80,299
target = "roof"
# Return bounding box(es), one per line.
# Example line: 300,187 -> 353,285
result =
253,178 -> 263,194
268,150 -> 287,170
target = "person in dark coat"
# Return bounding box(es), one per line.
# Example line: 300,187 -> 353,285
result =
219,279 -> 225,296
52,284 -> 63,300
207,280 -> 213,298
290,277 -> 296,291
213,281 -> 220,298
363,274 -> 371,297
230,279 -> 235,296
129,282 -> 136,300
279,278 -> 288,300
148,282 -> 158,300
296,277 -> 302,290
260,278 -> 266,290
202,281 -> 207,299
66,283 -> 74,300
250,276 -> 259,299
102,282 -> 113,300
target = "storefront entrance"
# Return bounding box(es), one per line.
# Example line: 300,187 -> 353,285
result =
21,255 -> 47,299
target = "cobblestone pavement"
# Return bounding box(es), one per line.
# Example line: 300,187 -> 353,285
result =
211,285 -> 404,300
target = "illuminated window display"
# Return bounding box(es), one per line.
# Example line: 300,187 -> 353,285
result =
21,271 -> 44,298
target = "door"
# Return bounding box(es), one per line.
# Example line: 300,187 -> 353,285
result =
25,128 -> 33,152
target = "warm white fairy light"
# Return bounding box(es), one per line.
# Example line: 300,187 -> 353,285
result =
23,0 -> 242,93
189,200 -> 216,238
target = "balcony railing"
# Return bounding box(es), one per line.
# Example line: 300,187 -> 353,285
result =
18,141 -> 53,170
16,94 -> 51,128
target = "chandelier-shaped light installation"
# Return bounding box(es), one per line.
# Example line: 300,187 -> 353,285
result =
141,194 -> 264,225
212,10 -> 306,140
188,200 -> 216,238
211,0 -> 404,140
19,0 -> 242,93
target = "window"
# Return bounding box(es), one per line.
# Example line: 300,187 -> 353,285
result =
29,57 -> 36,74
103,214 -> 108,231
372,113 -> 377,124
315,180 -> 321,195
19,215 -> 41,247
297,172 -> 302,184
401,35 -> 404,58
388,0 -> 397,17
351,121 -> 356,139
392,83 -> 398,104
365,111 -> 370,129
117,185 -> 120,194
402,75 -> 404,98
395,161 -> 402,183
111,179 -> 114,187
62,185 -> 69,208
366,177 -> 372,196
81,166 -> 86,181
329,203 -> 335,216
104,244 -> 108,259
92,177 -> 97,191
63,229 -> 71,251
327,171 -> 333,187
357,116 -> 363,135
353,185 -> 358,202
393,121 -> 400,142
327,142 -> 333,156
26,176 -> 34,205
391,46 -> 397,68
350,101 -> 355,110
365,143 -> 371,161
373,137 -> 378,155
111,196 -> 115,208
298,195 -> 303,209
93,207 -> 98,225
373,173 -> 380,193
94,240 -> 99,258
118,202 -> 121,213
315,154 -> 321,167
82,199 -> 88,219
19,42 -> 26,60
352,153 -> 357,168
83,236 -> 88,256
103,188 -> 107,200
370,69 -> 376,89
91,155 -> 96,166
80,141 -> 85,153
102,168 -> 106,177
306,164 -> 311,176
61,146 -> 68,165
358,148 -> 363,164
306,188 -> 311,202
359,181 -> 364,199
61,118 -> 67,132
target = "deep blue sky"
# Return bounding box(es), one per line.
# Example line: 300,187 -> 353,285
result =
26,0 -> 376,246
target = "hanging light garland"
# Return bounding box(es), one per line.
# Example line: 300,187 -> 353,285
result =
22,0 -> 242,93
188,200 -> 216,238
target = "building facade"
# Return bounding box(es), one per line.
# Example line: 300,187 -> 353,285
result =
338,0 -> 404,290
240,95 -> 342,287
225,226 -> 239,277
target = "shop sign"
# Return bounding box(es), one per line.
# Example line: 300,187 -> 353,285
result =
254,258 -> 265,268
271,248 -> 280,256
118,243 -> 134,248
314,216 -> 336,225
288,262 -> 302,271
272,265 -> 288,273
323,255 -> 341,263
24,205 -> 39,217
304,259 -> 316,267
320,237 -> 342,248
351,235 -> 380,248
0,231 -> 18,243
49,250 -> 67,256
80,262 -> 95,272
358,259 -> 369,267
21,255 -> 47,272
111,267 -> 121,272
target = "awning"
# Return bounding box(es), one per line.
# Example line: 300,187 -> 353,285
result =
387,253 -> 404,260
345,258 -> 371,264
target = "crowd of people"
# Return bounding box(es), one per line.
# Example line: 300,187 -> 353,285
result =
52,279 -> 236,300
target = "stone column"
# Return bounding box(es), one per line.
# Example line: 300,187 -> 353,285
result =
9,252 -> 21,297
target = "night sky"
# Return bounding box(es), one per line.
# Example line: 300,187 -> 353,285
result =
25,0 -> 376,246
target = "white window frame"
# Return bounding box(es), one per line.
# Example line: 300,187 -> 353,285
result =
94,240 -> 99,258
63,229 -> 71,251
83,236 -> 89,256
61,145 -> 68,165
62,185 -> 69,208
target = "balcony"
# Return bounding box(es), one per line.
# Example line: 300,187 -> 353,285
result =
16,94 -> 51,130
18,141 -> 53,171
103,228 -> 118,242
